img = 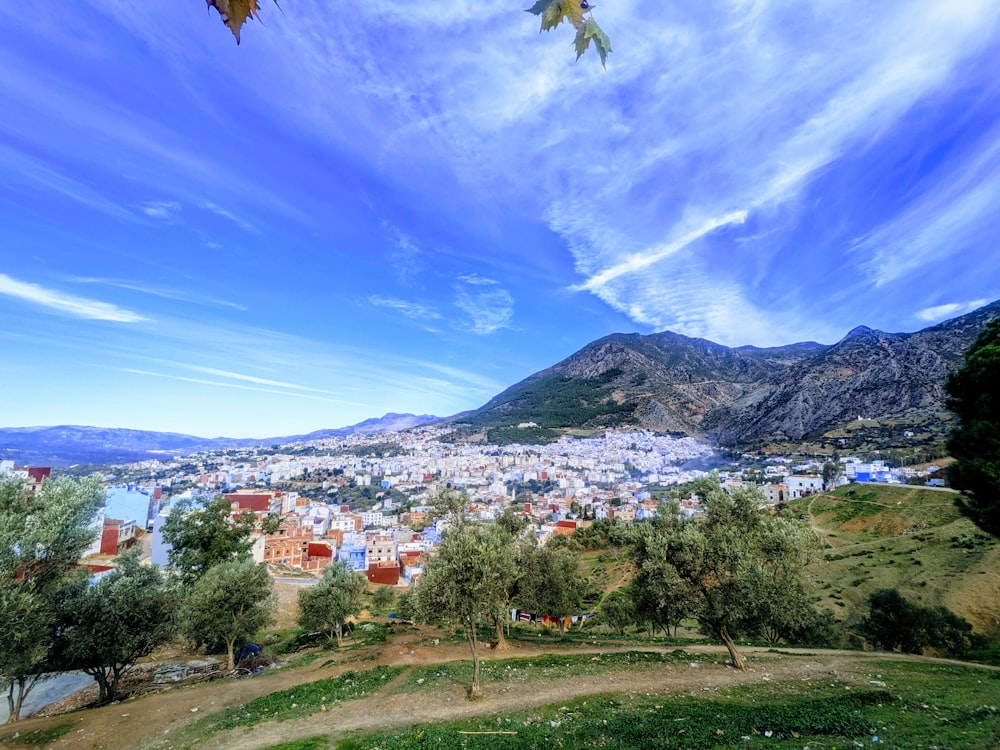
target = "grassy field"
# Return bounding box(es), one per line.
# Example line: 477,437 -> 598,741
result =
328,660 -> 1000,750
392,650 -> 717,693
789,484 -> 1000,637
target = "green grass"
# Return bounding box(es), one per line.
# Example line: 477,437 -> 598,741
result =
0,723 -> 73,746
789,484 -> 1000,633
262,737 -> 329,750
394,650 -> 718,693
188,666 -> 404,735
337,661 -> 1000,749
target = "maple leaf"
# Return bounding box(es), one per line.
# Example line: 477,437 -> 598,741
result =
207,0 -> 277,44
574,16 -> 612,68
526,0 -> 557,14
528,1 -> 611,65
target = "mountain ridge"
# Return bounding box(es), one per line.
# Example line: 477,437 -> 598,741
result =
0,413 -> 439,467
456,300 -> 1000,447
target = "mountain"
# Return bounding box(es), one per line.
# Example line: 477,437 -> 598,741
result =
272,413 -> 440,443
0,414 -> 439,467
456,300 -> 1000,448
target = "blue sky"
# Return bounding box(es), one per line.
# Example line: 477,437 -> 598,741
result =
1,1 -> 998,438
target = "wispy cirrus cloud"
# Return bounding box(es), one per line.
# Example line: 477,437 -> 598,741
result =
369,295 -> 442,320
382,223 -> 426,285
245,0 -> 1000,344
0,273 -> 146,323
200,201 -> 255,232
0,142 -> 133,220
119,367 -> 363,406
72,277 -> 246,311
454,275 -> 513,335
139,200 -> 181,219
855,127 -> 1000,288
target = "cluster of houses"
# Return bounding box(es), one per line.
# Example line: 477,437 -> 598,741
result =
5,426 -> 946,582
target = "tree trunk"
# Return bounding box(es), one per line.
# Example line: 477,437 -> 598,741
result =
226,637 -> 237,671
6,681 -> 21,724
717,622 -> 746,671
108,665 -> 125,703
93,671 -> 111,704
466,615 -> 483,700
492,613 -> 510,651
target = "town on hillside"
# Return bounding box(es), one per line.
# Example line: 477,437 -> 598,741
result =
1,426 -> 948,584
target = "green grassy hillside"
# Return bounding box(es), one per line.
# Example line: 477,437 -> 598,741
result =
789,484 -> 1000,637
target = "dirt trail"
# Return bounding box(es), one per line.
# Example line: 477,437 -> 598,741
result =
3,631 -> 994,750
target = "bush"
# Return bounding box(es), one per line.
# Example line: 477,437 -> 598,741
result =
859,588 -> 980,657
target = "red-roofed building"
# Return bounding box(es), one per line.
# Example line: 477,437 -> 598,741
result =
552,519 -> 579,537
225,493 -> 273,513
26,467 -> 51,483
366,560 -> 400,586
99,518 -> 137,556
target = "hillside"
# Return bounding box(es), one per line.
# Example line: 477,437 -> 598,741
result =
7,626 -> 998,750
454,299 -> 1000,448
789,484 -> 1000,637
573,483 -> 999,638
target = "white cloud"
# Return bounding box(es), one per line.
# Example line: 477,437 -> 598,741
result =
120,368 -> 362,406
457,273 -> 499,286
200,201 -> 255,232
369,295 -> 442,320
72,277 -> 245,311
454,278 -> 514,336
0,274 -> 146,323
915,300 -> 989,323
140,200 -> 181,219
382,223 -> 426,285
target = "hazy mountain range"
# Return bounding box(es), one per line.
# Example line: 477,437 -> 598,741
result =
0,413 -> 439,467
3,299 -> 997,466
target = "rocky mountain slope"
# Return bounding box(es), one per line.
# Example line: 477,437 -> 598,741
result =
456,300 -> 1000,447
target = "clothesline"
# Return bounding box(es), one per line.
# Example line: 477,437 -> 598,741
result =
510,608 -> 594,629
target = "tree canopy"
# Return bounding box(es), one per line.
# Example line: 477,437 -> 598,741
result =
54,552 -> 176,704
181,557 -> 276,670
414,523 -> 519,699
516,545 -> 587,634
946,316 -> 1000,537
161,495 -> 257,585
0,476 -> 104,722
623,482 -> 818,669
298,561 -> 367,647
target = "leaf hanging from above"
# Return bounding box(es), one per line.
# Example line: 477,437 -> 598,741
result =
207,0 -> 277,44
526,0 -> 611,66
574,17 -> 612,68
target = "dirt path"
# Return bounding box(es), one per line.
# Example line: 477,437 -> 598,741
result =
3,631 -> 995,750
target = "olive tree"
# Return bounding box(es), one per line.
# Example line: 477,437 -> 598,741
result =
161,495 -> 256,585
0,476 -> 103,722
626,482 -> 818,670
414,523 -> 518,699
181,557 -> 276,670
516,545 -> 587,634
54,552 -> 176,704
298,561 -> 367,647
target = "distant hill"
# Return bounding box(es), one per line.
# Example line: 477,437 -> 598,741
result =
454,300 -> 1000,448
0,413 -> 439,467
